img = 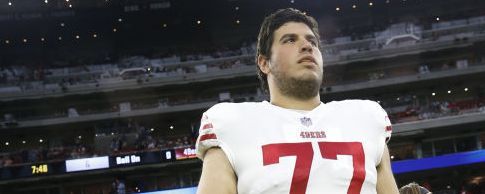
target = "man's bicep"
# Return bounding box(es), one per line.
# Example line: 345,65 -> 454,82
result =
376,145 -> 399,194
197,148 -> 237,194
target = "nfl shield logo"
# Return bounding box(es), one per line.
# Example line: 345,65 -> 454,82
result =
300,117 -> 312,127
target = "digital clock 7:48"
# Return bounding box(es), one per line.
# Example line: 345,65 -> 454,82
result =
31,164 -> 48,174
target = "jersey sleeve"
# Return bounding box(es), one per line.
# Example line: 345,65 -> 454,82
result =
378,104 -> 393,144
195,105 -> 235,167
195,111 -> 218,160
369,101 -> 393,165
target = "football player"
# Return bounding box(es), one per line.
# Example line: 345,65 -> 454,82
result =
196,8 -> 399,194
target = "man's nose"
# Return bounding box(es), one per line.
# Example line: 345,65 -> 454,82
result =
300,40 -> 313,53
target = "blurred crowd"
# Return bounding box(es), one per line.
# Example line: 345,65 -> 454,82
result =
2,14 -> 485,170
389,97 -> 485,124
0,120 -> 196,168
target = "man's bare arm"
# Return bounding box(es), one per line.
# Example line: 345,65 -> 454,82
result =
376,145 -> 399,194
197,148 -> 237,194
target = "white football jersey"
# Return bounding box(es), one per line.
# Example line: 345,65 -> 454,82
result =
196,100 -> 392,194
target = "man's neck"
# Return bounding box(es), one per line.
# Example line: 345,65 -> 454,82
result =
269,94 -> 321,111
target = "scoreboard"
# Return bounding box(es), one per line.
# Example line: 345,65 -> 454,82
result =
0,148 -> 180,181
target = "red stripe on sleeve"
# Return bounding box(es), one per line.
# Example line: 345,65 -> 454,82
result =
200,133 -> 217,141
385,125 -> 392,132
202,123 -> 213,130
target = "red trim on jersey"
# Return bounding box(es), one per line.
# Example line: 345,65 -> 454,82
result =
201,114 -> 208,121
202,123 -> 213,130
385,125 -> 392,132
200,133 -> 217,141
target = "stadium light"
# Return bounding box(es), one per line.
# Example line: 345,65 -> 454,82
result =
447,90 -> 451,94
113,28 -> 117,32
60,22 -> 65,27
162,23 -> 167,28
39,139 -> 44,143
22,140 -> 26,144
150,128 -> 155,132
236,20 -> 240,24
432,92 -> 436,96
45,0 -> 48,4
8,1 -> 12,6
118,18 -> 123,22
58,36 -> 62,40
369,2 -> 373,6
5,142 -> 9,146
75,35 -> 80,39
464,88 -> 468,92
235,6 -> 240,10
23,38 -> 27,43
41,37 -> 45,42
78,135 -> 82,139
436,17 -> 440,21
197,20 -> 201,24
169,125 -> 174,130
5,40 -> 9,44
93,33 -> 97,38
352,4 -> 357,9
336,7 -> 340,11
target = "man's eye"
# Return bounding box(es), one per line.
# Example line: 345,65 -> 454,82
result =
310,40 -> 317,46
284,38 -> 295,43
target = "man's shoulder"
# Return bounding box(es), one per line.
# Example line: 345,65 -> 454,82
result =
326,99 -> 380,109
207,101 -> 265,111
205,101 -> 266,116
324,99 -> 386,117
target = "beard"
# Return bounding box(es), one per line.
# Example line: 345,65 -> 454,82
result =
272,68 -> 322,100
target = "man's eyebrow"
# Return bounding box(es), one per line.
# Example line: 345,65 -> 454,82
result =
279,34 -> 297,42
279,33 -> 318,44
305,34 -> 317,42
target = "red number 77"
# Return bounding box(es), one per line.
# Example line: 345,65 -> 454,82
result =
262,142 -> 365,194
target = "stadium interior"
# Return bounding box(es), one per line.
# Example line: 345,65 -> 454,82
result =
0,0 -> 485,193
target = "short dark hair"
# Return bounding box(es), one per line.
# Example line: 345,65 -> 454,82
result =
255,8 -> 321,94
399,182 -> 431,194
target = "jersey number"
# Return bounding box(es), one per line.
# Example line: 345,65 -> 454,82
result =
262,142 -> 365,194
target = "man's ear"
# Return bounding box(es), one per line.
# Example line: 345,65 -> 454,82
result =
257,55 -> 270,74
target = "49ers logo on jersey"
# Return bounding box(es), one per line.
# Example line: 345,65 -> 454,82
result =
300,131 -> 326,139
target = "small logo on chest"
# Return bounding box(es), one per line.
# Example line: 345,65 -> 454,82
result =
300,117 -> 312,127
